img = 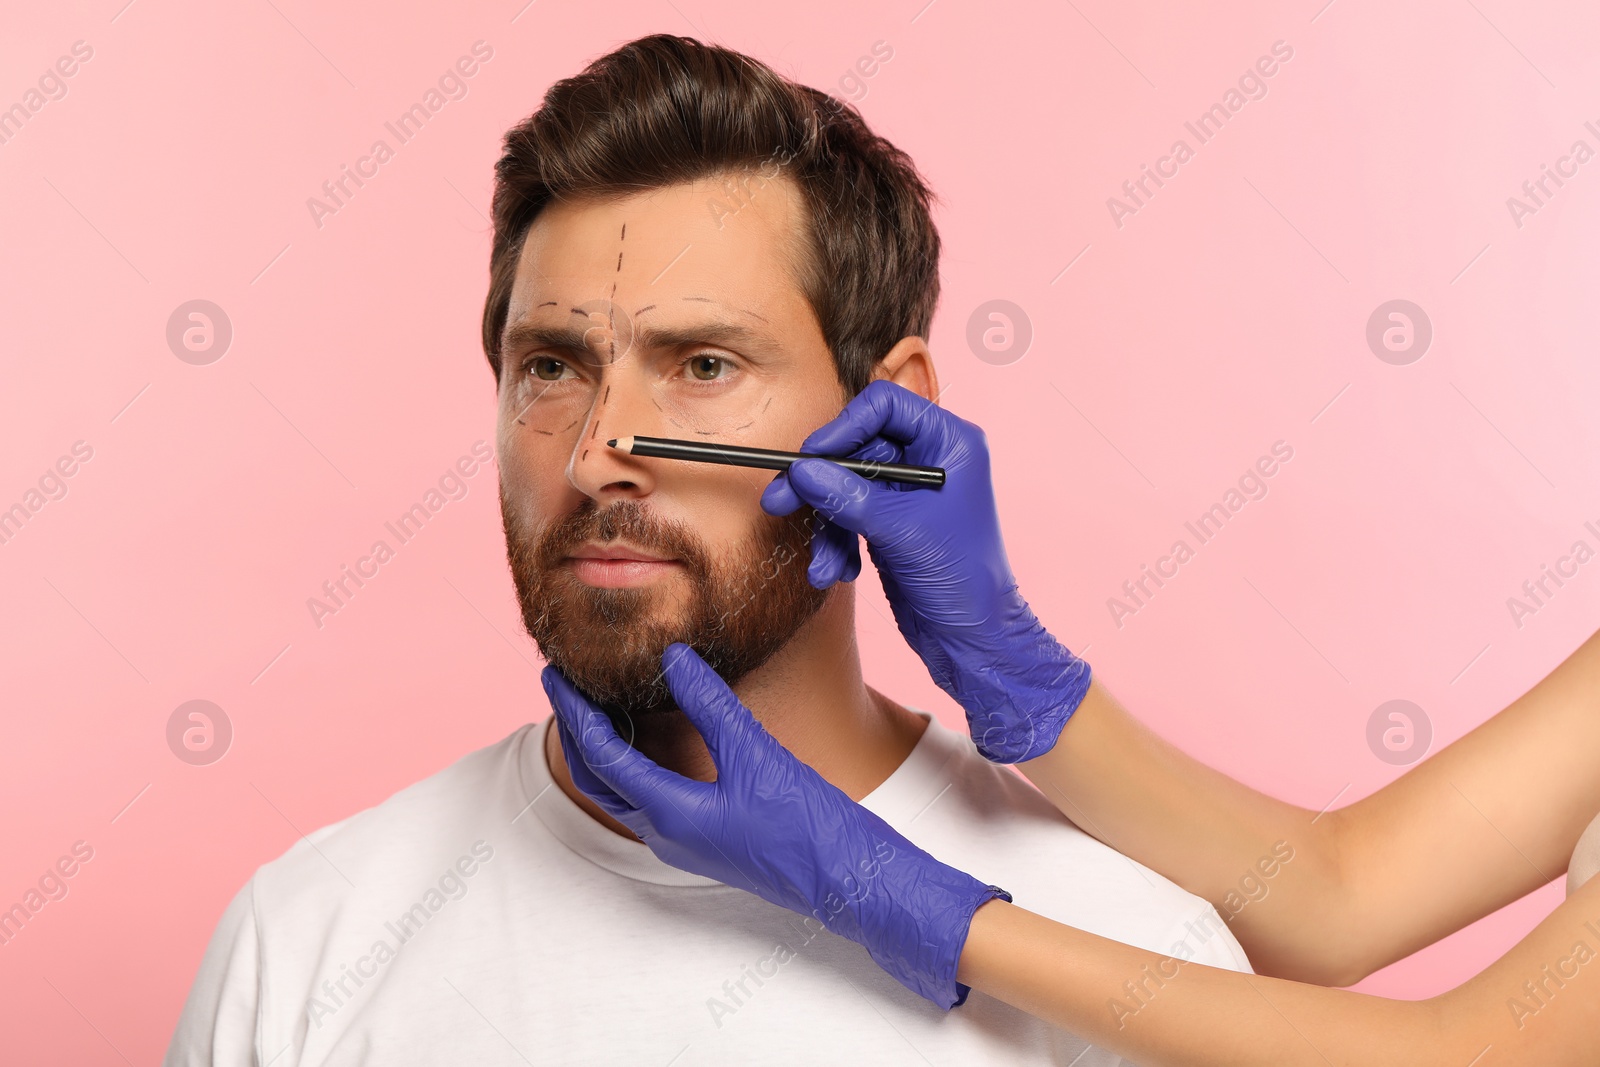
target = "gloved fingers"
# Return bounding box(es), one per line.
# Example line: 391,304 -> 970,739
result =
785,458 -> 908,543
761,438 -> 906,518
841,540 -> 863,582
760,470 -> 803,516
852,435 -> 905,468
801,379 -> 950,456
660,643 -> 772,774
541,666 -> 681,810
553,715 -> 637,823
806,516 -> 860,589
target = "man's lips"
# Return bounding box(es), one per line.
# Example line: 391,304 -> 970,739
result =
563,542 -> 682,587
566,542 -> 676,562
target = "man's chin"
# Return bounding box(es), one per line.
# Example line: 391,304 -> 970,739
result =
544,649 -> 680,717
537,618 -> 691,710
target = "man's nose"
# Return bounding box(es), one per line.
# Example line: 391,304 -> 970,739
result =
564,376 -> 664,501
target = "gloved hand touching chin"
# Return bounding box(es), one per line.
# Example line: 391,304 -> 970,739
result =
542,643 -> 1010,1011
762,379 -> 1091,763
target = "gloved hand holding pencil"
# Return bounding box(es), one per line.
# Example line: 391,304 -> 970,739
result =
760,380 -> 1092,764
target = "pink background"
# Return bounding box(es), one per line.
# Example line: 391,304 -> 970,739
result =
4,0 -> 1599,1060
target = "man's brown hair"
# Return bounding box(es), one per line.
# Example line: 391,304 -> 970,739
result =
481,34 -> 941,396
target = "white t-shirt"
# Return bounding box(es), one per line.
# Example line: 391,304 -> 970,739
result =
1570,808 -> 1600,896
163,712 -> 1252,1066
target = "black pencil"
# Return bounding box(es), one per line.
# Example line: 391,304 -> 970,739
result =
606,435 -> 945,488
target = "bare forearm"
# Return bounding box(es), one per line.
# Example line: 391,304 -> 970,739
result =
1020,628 -> 1600,984
977,897 -> 1600,1067
1330,628 -> 1600,971
1019,681 -> 1352,982
959,878 -> 1600,1066
957,900 -> 1445,1066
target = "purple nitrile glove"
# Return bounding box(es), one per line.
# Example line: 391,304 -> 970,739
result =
762,379 -> 1092,764
541,642 -> 1010,1010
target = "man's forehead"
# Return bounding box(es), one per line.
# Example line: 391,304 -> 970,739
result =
530,173 -> 801,243
506,176 -> 807,326
519,293 -> 768,322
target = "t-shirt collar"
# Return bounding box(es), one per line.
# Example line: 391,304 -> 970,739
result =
517,709 -> 958,887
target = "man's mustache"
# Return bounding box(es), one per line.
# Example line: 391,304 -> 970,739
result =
532,499 -> 709,577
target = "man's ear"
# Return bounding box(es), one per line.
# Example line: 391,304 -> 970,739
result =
872,336 -> 940,404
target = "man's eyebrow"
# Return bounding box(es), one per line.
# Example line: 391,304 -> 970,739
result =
671,296 -> 768,323
500,316 -> 780,358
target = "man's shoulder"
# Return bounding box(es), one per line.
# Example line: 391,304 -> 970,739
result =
888,713 -> 1083,834
246,723 -> 536,911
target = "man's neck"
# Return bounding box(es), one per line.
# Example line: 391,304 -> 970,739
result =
543,589 -> 929,841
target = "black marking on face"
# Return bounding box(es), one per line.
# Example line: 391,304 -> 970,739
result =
610,283 -> 618,360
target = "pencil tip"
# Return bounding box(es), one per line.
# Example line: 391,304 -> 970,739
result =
608,436 -> 629,452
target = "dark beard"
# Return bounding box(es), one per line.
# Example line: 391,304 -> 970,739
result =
502,493 -> 830,721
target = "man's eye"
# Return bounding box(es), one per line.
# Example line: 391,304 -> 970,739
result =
528,357 -> 568,381
686,354 -> 728,381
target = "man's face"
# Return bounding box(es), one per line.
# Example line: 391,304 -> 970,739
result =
495,173 -> 846,719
